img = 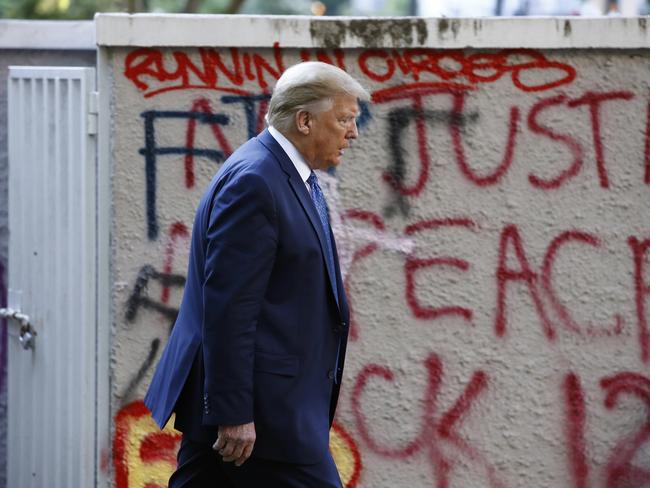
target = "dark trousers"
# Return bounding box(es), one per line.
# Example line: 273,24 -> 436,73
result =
169,436 -> 343,488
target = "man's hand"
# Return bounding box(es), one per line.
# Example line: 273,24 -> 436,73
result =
213,422 -> 256,466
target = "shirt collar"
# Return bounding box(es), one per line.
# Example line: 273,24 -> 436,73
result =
268,125 -> 312,185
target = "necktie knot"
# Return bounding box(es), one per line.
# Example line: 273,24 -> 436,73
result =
307,171 -> 318,190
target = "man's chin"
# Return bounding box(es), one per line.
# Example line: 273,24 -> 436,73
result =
315,157 -> 341,171
330,157 -> 342,167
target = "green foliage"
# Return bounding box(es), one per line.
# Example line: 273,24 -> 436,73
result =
1,0 -> 116,19
239,0 -> 313,15
0,0 -> 415,19
0,0 -> 247,18
338,0 -> 412,16
321,0 -> 348,15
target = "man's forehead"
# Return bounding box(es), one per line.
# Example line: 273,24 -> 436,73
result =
333,95 -> 360,113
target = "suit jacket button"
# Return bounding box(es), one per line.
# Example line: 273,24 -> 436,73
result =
341,321 -> 347,329
327,370 -> 335,380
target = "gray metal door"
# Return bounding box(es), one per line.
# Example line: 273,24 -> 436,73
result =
6,67 -> 98,488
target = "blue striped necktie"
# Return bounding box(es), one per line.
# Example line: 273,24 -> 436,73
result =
307,171 -> 342,383
307,171 -> 338,302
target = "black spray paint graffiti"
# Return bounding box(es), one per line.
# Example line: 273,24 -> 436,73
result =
124,264 -> 185,325
221,93 -> 271,140
120,264 -> 185,403
120,338 -> 161,405
123,95 -> 375,401
140,109 -> 230,240
139,94 -> 269,242
139,96 -> 372,241
383,107 -> 478,218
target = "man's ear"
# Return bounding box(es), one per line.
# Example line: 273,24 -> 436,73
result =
296,110 -> 311,135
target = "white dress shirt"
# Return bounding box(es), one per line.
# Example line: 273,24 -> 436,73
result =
268,125 -> 312,191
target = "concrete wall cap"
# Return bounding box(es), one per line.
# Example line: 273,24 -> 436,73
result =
95,14 -> 650,49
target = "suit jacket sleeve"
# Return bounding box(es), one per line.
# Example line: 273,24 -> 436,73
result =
201,170 -> 278,427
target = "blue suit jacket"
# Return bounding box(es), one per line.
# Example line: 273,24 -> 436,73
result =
144,129 -> 350,464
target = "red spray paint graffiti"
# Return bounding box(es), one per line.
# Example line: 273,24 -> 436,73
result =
376,86 -> 456,197
567,91 -> 634,189
495,224 -> 555,340
542,231 -> 623,337
404,218 -> 475,322
118,41 -> 650,488
161,222 -> 190,305
645,99 -> 650,185
628,237 -> 650,363
125,46 -> 576,100
183,98 -> 233,188
341,209 -> 386,341
331,422 -> 364,488
359,49 -> 576,93
114,401 -> 182,488
124,43 -> 284,98
375,87 -> 640,207
114,401 -> 362,488
339,215 -> 645,362
300,48 -> 347,70
563,373 -> 589,488
601,373 -> 650,487
527,94 -> 584,189
351,353 -> 502,487
450,90 -> 519,187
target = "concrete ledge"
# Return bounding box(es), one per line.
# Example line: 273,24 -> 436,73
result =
96,14 -> 650,49
0,20 -> 95,50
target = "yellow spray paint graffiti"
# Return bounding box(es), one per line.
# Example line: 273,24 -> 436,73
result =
114,401 -> 362,487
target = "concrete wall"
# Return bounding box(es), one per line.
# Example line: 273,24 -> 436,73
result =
0,21 -> 95,488
101,16 -> 650,488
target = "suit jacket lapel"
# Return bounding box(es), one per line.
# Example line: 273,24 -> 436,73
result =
331,233 -> 348,320
257,129 -> 341,312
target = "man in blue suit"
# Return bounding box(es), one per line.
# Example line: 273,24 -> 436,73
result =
144,61 -> 369,487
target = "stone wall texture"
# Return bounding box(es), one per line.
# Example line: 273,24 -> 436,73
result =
108,40 -> 650,488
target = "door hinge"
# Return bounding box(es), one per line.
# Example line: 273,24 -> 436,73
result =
87,91 -> 99,136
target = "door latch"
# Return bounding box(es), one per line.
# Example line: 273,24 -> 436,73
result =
0,308 -> 36,350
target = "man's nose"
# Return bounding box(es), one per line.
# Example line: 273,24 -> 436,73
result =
348,120 -> 358,139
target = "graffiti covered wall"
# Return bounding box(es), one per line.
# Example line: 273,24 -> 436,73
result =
107,19 -> 650,488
